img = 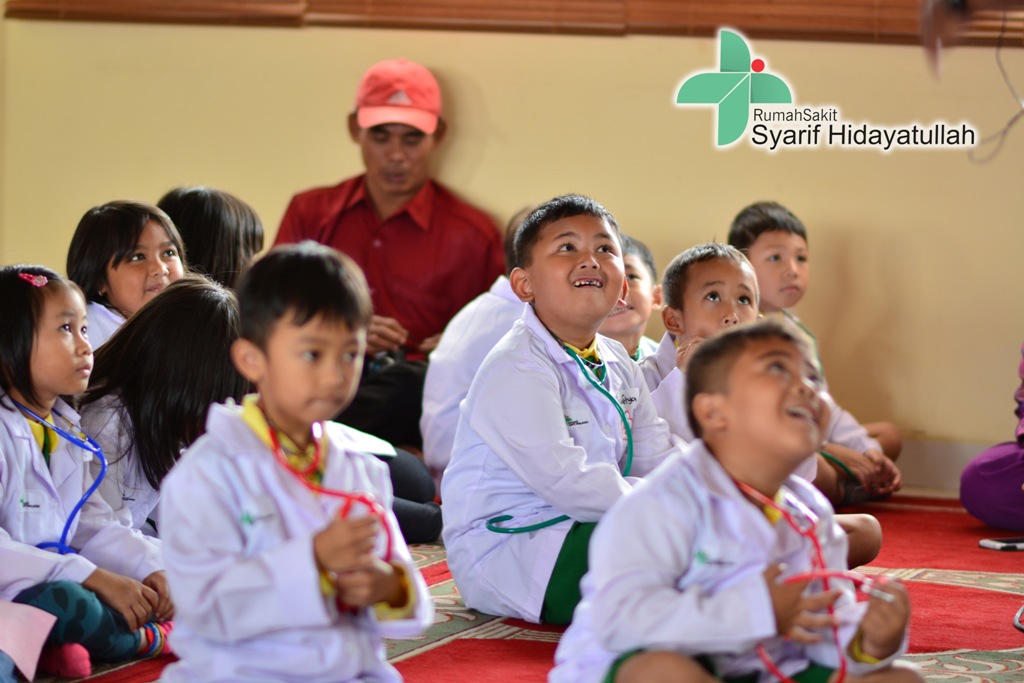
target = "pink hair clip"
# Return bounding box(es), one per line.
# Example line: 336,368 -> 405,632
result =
18,272 -> 48,287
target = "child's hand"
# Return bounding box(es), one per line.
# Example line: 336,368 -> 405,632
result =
864,450 -> 903,496
142,570 -> 175,622
368,315 -> 409,354
82,568 -> 159,631
856,579 -> 910,660
764,565 -> 840,644
823,443 -> 879,491
675,336 -> 705,372
332,558 -> 406,608
313,515 -> 378,575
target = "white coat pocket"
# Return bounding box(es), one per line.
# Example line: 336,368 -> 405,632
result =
239,494 -> 285,555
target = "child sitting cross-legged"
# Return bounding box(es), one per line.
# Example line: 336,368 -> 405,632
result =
552,320 -> 922,683
441,194 -> 681,625
159,242 -> 432,683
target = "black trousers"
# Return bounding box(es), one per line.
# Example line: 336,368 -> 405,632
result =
337,359 -> 426,450
337,360 -> 441,542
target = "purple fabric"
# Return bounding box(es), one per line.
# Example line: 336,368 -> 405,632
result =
961,441 -> 1024,530
959,342 -> 1024,530
1015,342 -> 1024,446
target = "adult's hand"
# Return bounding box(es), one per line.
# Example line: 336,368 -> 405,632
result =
368,316 -> 409,355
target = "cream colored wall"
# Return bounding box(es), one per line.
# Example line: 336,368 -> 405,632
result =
2,19 -> 1022,447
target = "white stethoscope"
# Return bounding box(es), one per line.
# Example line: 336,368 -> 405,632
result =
12,400 -> 108,555
486,342 -> 634,534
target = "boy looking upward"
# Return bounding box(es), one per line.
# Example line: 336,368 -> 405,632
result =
553,320 -> 921,683
159,243 -> 432,683
441,195 -> 680,625
640,243 -> 760,442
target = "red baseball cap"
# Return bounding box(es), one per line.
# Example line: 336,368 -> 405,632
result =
354,59 -> 442,135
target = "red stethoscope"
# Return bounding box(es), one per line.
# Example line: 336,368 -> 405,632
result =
738,481 -> 894,683
266,418 -> 394,564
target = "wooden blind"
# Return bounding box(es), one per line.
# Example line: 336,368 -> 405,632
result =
305,1 -> 625,34
5,0 -> 1023,46
4,0 -> 305,25
627,1 -> 921,44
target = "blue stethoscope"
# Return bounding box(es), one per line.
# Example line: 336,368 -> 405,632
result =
12,400 -> 107,555
485,342 -> 634,534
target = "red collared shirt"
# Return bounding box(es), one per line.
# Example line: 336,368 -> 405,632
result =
276,175 -> 504,360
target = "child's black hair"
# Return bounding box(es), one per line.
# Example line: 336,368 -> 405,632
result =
66,200 -> 187,304
727,201 -> 808,253
0,265 -> 84,408
685,319 -> 812,439
80,276 -> 250,490
158,186 -> 264,289
620,233 -> 657,282
512,194 -> 620,270
236,241 -> 373,349
503,205 -> 536,275
662,243 -> 754,310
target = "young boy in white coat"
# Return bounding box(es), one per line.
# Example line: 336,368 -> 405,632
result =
441,195 -> 681,625
640,244 -> 882,568
727,201 -> 902,506
597,234 -> 661,362
159,243 -> 432,683
640,243 -> 760,444
552,320 -> 923,683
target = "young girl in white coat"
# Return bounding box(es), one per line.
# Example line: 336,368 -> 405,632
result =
78,277 -> 250,539
66,200 -> 187,349
159,243 -> 432,683
0,266 -> 173,678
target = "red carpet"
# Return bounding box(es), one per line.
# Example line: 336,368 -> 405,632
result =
858,497 -> 1023,573
394,640 -> 557,682
906,583 -> 1022,652
55,497 -> 1024,682
851,497 -> 1024,653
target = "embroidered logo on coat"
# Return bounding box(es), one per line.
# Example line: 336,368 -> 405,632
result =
240,510 -> 276,527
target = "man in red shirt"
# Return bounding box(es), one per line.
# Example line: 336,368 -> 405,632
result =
276,58 -> 504,451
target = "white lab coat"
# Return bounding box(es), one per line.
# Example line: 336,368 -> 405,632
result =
420,276 -> 526,484
0,393 -> 163,600
635,335 -> 658,361
639,332 -> 695,441
80,395 -> 161,540
85,302 -> 125,350
551,442 -> 908,683
159,402 -> 432,683
441,305 -> 681,623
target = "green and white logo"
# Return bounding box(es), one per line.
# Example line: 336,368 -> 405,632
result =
676,29 -> 792,146
676,28 -> 976,152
